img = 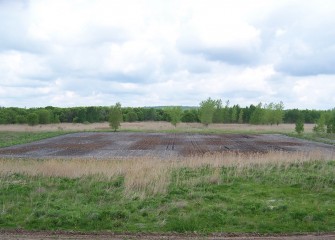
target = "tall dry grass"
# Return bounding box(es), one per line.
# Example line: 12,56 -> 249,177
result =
1,151 -> 333,197
0,122 -> 316,133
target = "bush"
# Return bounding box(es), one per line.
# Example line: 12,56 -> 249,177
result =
295,119 -> 304,135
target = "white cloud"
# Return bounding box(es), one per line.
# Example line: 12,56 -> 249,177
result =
0,0 -> 335,109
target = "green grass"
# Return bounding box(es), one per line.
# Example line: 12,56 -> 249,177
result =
288,133 -> 335,146
1,160 -> 334,233
0,132 -> 71,148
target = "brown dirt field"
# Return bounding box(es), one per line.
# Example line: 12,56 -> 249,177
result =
0,122 -> 316,133
1,230 -> 335,240
0,132 -> 334,159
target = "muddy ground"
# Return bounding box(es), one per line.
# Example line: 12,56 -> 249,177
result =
0,133 -> 334,158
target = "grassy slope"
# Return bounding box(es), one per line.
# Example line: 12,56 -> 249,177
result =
1,161 -> 334,233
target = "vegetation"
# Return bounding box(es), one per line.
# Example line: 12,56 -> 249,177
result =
0,101 -> 334,127
313,114 -> 326,134
0,132 -> 69,148
109,103 -> 123,132
295,118 -> 304,135
290,132 -> 335,146
27,113 -> 39,126
199,98 -> 217,126
0,153 -> 334,233
165,106 -> 183,127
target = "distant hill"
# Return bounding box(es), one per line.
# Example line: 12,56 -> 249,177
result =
144,106 -> 198,110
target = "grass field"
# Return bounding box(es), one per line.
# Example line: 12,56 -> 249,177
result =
1,151 -> 335,233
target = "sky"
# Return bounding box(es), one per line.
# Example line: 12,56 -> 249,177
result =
0,0 -> 335,109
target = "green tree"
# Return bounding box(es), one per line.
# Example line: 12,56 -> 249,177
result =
27,113 -> 39,126
16,115 -> 27,124
325,109 -> 335,134
274,101 -> 284,125
331,118 -> 335,134
249,103 -> 264,125
264,103 -> 275,125
212,100 -> 223,123
199,98 -> 217,126
38,109 -> 51,124
143,108 -> 156,121
53,114 -> 61,124
165,106 -> 183,127
125,111 -> 138,122
231,106 -> 238,123
295,117 -> 304,135
238,109 -> 244,124
109,103 -> 123,132
181,109 -> 198,122
223,100 -> 231,123
313,114 -> 326,134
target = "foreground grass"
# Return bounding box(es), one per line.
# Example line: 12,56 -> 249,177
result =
1,153 -> 335,233
0,131 -> 70,148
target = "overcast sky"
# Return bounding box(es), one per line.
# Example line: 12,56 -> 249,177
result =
1,0 -> 335,109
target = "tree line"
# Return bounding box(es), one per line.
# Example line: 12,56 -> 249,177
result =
0,100 -> 334,130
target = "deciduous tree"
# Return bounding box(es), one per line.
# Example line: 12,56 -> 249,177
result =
165,106 -> 183,127
238,109 -> 244,124
27,113 -> 39,126
313,114 -> 326,134
295,116 -> 304,135
199,98 -> 217,126
109,103 -> 123,132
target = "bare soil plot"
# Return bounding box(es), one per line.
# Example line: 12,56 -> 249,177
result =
0,133 -> 334,158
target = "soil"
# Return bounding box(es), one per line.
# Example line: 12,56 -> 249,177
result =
0,230 -> 335,240
0,132 -> 334,158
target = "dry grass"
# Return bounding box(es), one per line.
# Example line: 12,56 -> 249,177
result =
0,122 -> 315,133
123,122 -> 316,133
1,150 -> 333,197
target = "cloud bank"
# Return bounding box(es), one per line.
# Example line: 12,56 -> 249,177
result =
0,0 -> 335,109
